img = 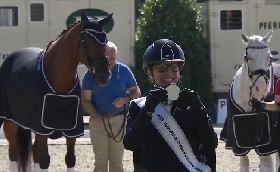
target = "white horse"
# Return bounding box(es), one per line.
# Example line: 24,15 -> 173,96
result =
220,29 -> 278,172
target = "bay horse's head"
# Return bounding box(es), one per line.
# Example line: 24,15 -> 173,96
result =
241,29 -> 273,99
77,12 -> 113,86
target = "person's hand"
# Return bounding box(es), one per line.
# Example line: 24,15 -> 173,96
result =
177,88 -> 203,109
91,113 -> 103,129
112,97 -> 126,108
145,88 -> 168,114
251,97 -> 265,110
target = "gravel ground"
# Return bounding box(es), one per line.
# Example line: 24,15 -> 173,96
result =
0,139 -> 278,172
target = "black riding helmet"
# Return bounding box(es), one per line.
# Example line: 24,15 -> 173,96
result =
143,39 -> 185,71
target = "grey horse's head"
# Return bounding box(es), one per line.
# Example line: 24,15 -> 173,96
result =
241,29 -> 273,99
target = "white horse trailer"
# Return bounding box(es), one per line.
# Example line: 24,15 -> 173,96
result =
0,0 -> 135,81
200,0 -> 280,100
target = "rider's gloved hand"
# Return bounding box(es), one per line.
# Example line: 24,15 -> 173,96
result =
145,88 -> 168,113
251,97 -> 265,110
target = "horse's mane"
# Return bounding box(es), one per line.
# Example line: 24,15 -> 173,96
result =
57,21 -> 81,38
46,21 -> 81,49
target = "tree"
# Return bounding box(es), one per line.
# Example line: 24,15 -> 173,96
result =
133,0 -> 214,107
135,0 -> 146,19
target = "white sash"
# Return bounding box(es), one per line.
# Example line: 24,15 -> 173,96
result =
151,104 -> 212,172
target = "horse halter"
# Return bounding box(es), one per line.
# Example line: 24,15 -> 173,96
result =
78,27 -> 109,74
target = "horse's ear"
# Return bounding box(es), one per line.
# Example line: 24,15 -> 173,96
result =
81,11 -> 90,23
241,33 -> 249,44
263,29 -> 273,44
98,13 -> 113,26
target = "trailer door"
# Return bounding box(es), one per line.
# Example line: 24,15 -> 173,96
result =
0,0 -> 27,61
26,0 -> 50,49
211,2 -> 248,92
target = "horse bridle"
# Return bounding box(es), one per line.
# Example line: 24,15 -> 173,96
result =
78,28 -> 109,74
244,45 -> 272,106
78,27 -> 125,142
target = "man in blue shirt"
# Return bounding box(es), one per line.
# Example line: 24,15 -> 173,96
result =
81,41 -> 141,172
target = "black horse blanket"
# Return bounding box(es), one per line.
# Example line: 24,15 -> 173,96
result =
220,77 -> 278,156
0,47 -> 84,139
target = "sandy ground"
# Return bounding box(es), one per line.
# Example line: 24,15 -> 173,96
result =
0,139 -> 279,172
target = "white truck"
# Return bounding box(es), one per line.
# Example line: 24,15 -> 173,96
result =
0,0 -> 135,80
200,0 -> 280,100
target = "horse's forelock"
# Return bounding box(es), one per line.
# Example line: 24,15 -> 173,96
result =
247,35 -> 268,46
246,36 -> 269,59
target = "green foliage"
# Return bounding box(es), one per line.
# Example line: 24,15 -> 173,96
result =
133,0 -> 214,107
135,0 -> 146,19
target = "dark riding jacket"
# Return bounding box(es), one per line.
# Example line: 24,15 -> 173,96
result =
123,90 -> 218,172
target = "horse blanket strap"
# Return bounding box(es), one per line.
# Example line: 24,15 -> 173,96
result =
268,64 -> 274,93
151,104 -> 211,172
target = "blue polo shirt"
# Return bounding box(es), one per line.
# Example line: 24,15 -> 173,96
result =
82,61 -> 137,115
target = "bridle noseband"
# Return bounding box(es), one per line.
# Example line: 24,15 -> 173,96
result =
78,28 -> 109,74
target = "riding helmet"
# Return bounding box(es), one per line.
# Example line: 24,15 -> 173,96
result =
142,39 -> 185,70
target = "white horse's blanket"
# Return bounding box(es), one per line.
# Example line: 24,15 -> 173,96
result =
0,47 -> 84,139
220,78 -> 278,156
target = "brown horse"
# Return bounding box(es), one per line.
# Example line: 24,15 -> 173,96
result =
0,11 -> 112,172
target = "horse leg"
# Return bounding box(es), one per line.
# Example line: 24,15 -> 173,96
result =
259,155 -> 274,172
32,139 -> 40,172
65,137 -> 77,172
34,134 -> 50,172
3,120 -> 32,172
276,152 -> 280,172
3,120 -> 19,172
240,155 -> 249,172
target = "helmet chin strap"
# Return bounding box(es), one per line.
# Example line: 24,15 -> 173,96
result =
153,83 -> 178,89
153,84 -> 166,89
149,73 -> 181,89
149,74 -> 179,90
153,83 -> 169,90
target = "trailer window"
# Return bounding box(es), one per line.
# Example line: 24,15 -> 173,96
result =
30,3 -> 44,22
0,7 -> 18,27
220,10 -> 242,30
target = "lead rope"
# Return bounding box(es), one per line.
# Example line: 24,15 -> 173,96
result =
247,72 -> 266,141
101,64 -> 126,143
102,113 -> 126,143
